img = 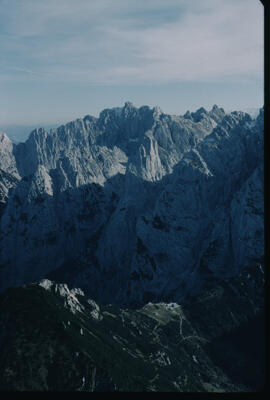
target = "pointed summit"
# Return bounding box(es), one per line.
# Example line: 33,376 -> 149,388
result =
209,105 -> 226,124
122,101 -> 137,117
196,107 -> 208,114
191,107 -> 208,123
211,104 -> 225,113
0,130 -> 19,177
153,105 -> 163,118
124,101 -> 135,109
183,110 -> 192,120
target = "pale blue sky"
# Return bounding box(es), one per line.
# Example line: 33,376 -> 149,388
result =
0,0 -> 264,130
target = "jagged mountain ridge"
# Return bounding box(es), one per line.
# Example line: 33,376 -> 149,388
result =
0,103 -> 264,306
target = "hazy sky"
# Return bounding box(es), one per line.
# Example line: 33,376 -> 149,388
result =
0,0 -> 264,127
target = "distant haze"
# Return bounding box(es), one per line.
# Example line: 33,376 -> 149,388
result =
1,124 -> 59,143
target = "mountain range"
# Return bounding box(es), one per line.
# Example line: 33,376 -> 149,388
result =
0,102 -> 264,306
0,102 -> 264,391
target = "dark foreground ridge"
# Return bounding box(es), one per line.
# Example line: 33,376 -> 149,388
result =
0,264 -> 264,392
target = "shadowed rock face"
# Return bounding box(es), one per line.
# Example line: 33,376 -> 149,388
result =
0,104 -> 264,307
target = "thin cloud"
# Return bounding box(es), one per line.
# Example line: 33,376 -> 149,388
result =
10,67 -> 54,77
0,0 -> 263,85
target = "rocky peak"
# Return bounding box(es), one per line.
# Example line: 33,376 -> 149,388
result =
121,101 -> 137,117
255,107 -> 264,129
209,105 -> 226,124
231,111 -> 252,122
29,127 -> 47,139
183,105 -> 225,126
183,110 -> 192,120
0,130 -> 11,146
39,278 -> 85,314
123,101 -> 135,110
196,106 -> 208,114
0,130 -> 19,178
152,105 -> 163,118
191,107 -> 208,122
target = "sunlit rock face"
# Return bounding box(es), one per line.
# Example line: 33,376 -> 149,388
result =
0,104 -> 264,306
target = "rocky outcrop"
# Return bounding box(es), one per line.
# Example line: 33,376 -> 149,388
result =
0,131 -> 19,178
0,131 -> 20,218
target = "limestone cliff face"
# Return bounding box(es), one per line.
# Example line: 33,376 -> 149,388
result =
0,104 -> 264,306
0,131 -> 20,220
0,131 -> 19,177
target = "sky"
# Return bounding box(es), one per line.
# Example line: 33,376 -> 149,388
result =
0,0 -> 264,135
